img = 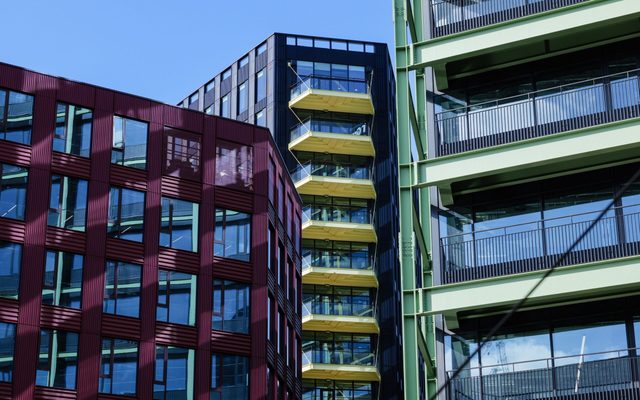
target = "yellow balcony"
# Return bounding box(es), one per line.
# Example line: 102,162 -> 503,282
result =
295,175 -> 375,200
289,78 -> 374,115
302,220 -> 377,243
289,131 -> 375,157
302,266 -> 378,288
302,363 -> 380,382
302,313 -> 379,334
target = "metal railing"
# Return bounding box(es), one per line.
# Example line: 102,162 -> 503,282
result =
303,299 -> 375,318
302,204 -> 373,225
449,349 -> 640,400
436,70 -> 640,156
302,250 -> 372,271
302,349 -> 376,366
430,0 -> 589,37
290,76 -> 369,100
440,205 -> 640,283
291,162 -> 372,183
290,118 -> 370,142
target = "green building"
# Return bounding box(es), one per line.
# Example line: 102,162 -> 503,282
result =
393,0 -> 640,398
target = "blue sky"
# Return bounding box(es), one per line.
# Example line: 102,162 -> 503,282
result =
1,0 -> 394,104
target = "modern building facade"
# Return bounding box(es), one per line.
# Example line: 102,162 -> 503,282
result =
180,33 -> 402,400
0,61 -> 301,400
394,0 -> 640,399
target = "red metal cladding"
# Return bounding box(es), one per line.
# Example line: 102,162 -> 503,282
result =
0,62 -> 301,400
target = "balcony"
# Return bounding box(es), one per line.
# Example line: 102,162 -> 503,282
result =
289,77 -> 374,115
430,0 -> 589,38
288,119 -> 375,157
292,163 -> 375,199
302,205 -> 377,243
449,351 -> 640,400
302,254 -> 378,288
302,299 -> 379,334
302,350 -> 380,381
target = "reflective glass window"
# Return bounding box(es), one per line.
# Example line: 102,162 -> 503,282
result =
0,322 -> 15,382
99,338 -> 138,396
215,140 -> 253,190
214,208 -> 251,262
256,69 -> 267,102
238,82 -> 248,114
238,56 -> 249,68
212,279 -> 250,334
164,128 -> 201,180
42,250 -> 83,309
157,270 -> 196,326
220,94 -> 230,118
36,329 -> 78,389
53,103 -> 92,157
108,186 -> 145,242
211,354 -> 248,400
189,92 -> 198,105
104,260 -> 142,318
154,345 -> 194,400
0,89 -> 33,145
0,241 -> 21,299
0,163 -> 28,220
255,109 -> 266,127
205,80 -> 215,93
112,116 -> 148,170
48,175 -> 88,231
160,197 -> 199,252
222,69 -> 231,80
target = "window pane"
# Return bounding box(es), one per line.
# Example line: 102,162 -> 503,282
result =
215,141 -> 253,190
112,116 -> 148,170
48,175 -> 88,231
255,110 -> 266,127
154,346 -> 194,400
2,91 -> 33,145
214,208 -> 251,262
212,280 -> 250,334
160,197 -> 199,252
211,354 -> 248,400
104,261 -> 141,318
0,322 -> 15,382
108,186 -> 145,242
42,250 -> 83,309
0,241 -> 21,299
221,94 -> 230,118
238,82 -> 248,114
157,270 -> 196,326
36,330 -> 78,389
99,338 -> 138,396
53,103 -> 92,157
256,70 -> 267,102
164,128 -> 201,180
0,163 -> 28,220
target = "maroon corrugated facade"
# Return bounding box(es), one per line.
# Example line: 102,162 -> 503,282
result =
0,62 -> 302,400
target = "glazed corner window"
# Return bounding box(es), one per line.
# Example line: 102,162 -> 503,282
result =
255,109 -> 266,127
36,329 -> 78,389
54,103 -> 92,157
154,345 -> 194,400
42,250 -> 83,309
212,279 -> 250,334
99,338 -> 138,396
220,94 -> 230,118
157,270 -> 196,326
104,260 -> 142,318
0,163 -> 28,220
256,69 -> 267,102
108,186 -> 145,242
0,241 -> 21,300
211,354 -> 249,400
0,89 -> 33,145
160,197 -> 199,252
214,208 -> 251,262
112,116 -> 148,170
164,128 -> 201,180
215,140 -> 253,190
48,174 -> 88,231
238,82 -> 248,114
0,322 -> 15,382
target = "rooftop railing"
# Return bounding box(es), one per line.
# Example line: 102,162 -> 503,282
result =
440,204 -> 640,284
436,69 -> 640,156
430,0 -> 589,38
290,118 -> 369,142
290,76 -> 369,100
449,349 -> 640,400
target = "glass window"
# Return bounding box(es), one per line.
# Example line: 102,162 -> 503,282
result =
112,116 -> 148,170
268,158 -> 275,203
154,345 -> 194,400
481,331 -> 551,375
42,250 -> 83,309
222,69 -> 232,81
315,39 -> 330,49
296,61 -> 313,78
211,354 -> 248,400
444,334 -> 480,377
48,175 -> 88,231
267,295 -> 273,342
160,197 -> 199,252
214,208 -> 251,262
297,37 -> 313,47
53,103 -> 92,157
552,322 -> 628,365
215,140 -> 253,190
278,178 -> 284,217
256,42 -> 267,55
239,56 -> 249,68
0,241 -> 21,299
99,338 -> 138,396
0,322 -> 15,382
104,260 -> 142,318
212,279 -> 250,334
0,163 -> 28,220
0,89 -> 33,145
205,80 -> 215,93
238,82 -> 248,114
36,329 -> 78,389
365,44 -> 375,53
331,40 -> 347,50
189,92 -> 198,105
220,94 -> 230,118
108,186 -> 145,242
348,42 -> 364,52
255,109 -> 266,127
164,128 -> 201,180
256,69 -> 267,102
286,36 -> 296,46
157,270 -> 196,326
205,106 -> 214,115
267,226 -> 274,270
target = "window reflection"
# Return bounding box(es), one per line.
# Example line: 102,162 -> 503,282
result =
214,208 -> 251,262
48,175 -> 88,231
160,197 -> 199,252
104,260 -> 141,318
99,338 -> 138,396
0,163 -> 27,220
112,116 -> 148,170
157,270 -> 196,326
0,322 -> 15,382
36,329 -> 78,389
54,103 -> 92,157
108,186 -> 145,242
42,250 -> 83,309
212,279 -> 250,334
215,141 -> 253,190
153,345 -> 194,400
0,89 -> 33,145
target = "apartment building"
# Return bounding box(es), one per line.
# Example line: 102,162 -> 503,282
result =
393,0 -> 640,398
